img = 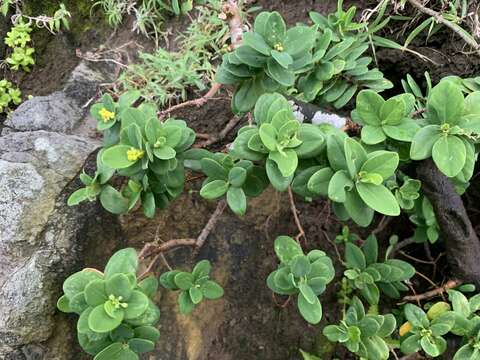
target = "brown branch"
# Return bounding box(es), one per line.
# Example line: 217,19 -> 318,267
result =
158,83 -> 223,118
417,159 -> 480,287
407,0 -> 480,53
139,238 -> 197,260
402,279 -> 462,302
137,200 -> 227,279
288,186 -> 306,242
195,200 -> 227,249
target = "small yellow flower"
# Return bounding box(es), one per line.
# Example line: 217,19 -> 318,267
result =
126,147 -> 144,162
274,43 -> 284,52
99,107 -> 115,123
399,321 -> 412,336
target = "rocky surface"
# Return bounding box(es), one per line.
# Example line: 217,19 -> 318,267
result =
0,61 -> 119,360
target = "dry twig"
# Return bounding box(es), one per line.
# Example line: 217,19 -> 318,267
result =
403,279 -> 462,302
137,200 -> 227,278
288,186 -> 306,242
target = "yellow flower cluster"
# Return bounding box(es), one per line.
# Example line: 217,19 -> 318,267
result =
99,107 -> 115,122
126,147 -> 144,161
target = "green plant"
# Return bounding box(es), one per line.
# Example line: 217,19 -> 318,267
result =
159,260 -> 224,314
68,93 -> 196,218
6,46 -> 35,71
410,81 -> 480,179
157,0 -> 208,16
118,1 -> 228,106
323,296 -> 396,360
448,290 -> 480,359
335,225 -> 360,244
216,9 -> 392,113
4,20 -> 35,72
386,175 -> 421,210
231,92 -> 325,187
408,196 -> 440,244
353,90 -> 419,144
343,234 -> 415,305
57,248 -> 161,359
400,303 -> 456,357
0,79 -> 21,113
267,236 -> 335,324
196,152 -> 268,216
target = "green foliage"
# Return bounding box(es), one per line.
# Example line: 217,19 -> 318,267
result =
448,290 -> 480,360
160,260 -> 224,314
410,81 -> 480,179
192,152 -> 268,216
409,196 -> 440,244
216,8 -> 391,113
400,303 -> 456,357
92,0 -> 164,40
343,234 -> 415,305
386,175 -> 421,210
323,296 -> 396,360
157,0 -> 209,16
354,90 -> 419,144
267,236 -> 335,324
118,2 -> 228,106
68,93 -> 196,218
0,79 -> 21,113
335,225 -> 360,244
5,21 -> 35,72
231,93 -> 325,184
57,248 -> 161,359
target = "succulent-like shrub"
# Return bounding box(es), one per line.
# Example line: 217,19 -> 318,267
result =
267,236 -> 335,324
57,249 -> 161,359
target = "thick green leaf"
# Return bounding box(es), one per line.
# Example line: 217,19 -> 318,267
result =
266,58 -> 295,87
297,292 -> 322,324
361,125 -> 386,145
410,125 -> 442,160
356,182 -> 400,216
226,187 -> 247,216
63,270 -> 102,300
200,180 -> 229,200
124,290 -> 149,319
345,243 -> 366,270
174,272 -> 195,290
361,151 -> 399,180
266,159 -> 293,191
428,81 -> 464,125
102,145 -> 138,169
201,280 -> 224,299
432,135 -> 466,177
84,279 -> 107,307
269,149 -> 298,177
271,50 -> 293,68
356,90 -> 383,126
99,186 -> 129,215
274,235 -> 303,264
88,304 -> 123,333
328,170 -> 353,203
105,248 -> 138,279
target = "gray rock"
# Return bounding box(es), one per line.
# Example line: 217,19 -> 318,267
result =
0,131 -> 99,357
0,60 -> 117,359
4,62 -> 113,134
